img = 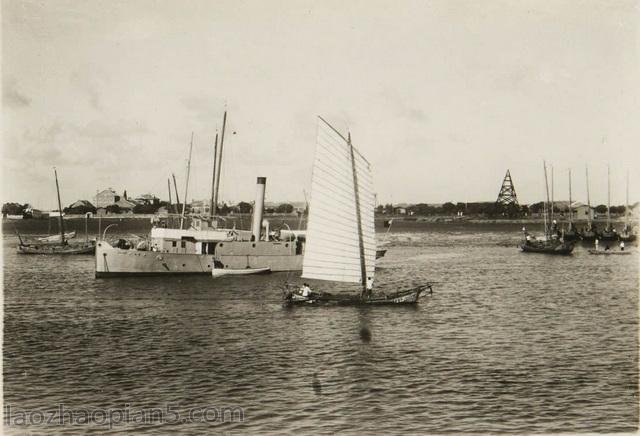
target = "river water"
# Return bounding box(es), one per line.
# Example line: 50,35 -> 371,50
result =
3,224 -> 638,433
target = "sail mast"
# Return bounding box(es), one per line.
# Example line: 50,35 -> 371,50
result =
53,167 -> 66,244
586,165 -> 592,227
348,132 -> 367,293
568,169 -> 572,224
213,111 -> 227,217
626,170 -> 630,228
209,133 -> 218,219
172,173 -> 180,215
180,132 -> 194,230
167,178 -> 172,208
543,161 -> 550,236
551,164 -> 555,224
607,164 -> 611,229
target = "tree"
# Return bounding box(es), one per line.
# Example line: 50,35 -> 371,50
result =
375,205 -> 384,215
133,203 -> 160,214
106,204 -> 122,214
528,202 -> 545,214
218,203 -> 230,215
276,203 -> 294,214
594,204 -> 608,214
442,202 -> 457,214
237,202 -> 252,214
2,202 -> 27,216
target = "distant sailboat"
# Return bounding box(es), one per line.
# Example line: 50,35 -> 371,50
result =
17,168 -> 95,255
520,161 -> 574,255
619,171 -> 636,242
599,165 -> 618,241
563,169 -> 579,241
283,117 -> 431,306
580,165 -> 598,241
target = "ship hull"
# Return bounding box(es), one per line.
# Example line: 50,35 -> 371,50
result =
95,241 -> 216,277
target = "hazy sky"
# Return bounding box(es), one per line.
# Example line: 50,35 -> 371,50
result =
2,0 -> 639,210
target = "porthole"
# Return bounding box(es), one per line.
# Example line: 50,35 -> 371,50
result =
252,243 -> 256,248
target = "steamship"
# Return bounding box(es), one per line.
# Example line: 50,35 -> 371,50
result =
95,177 -> 305,277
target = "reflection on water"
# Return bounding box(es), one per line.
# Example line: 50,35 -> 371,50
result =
3,228 -> 638,434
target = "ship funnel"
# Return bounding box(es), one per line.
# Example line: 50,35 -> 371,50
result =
251,177 -> 266,241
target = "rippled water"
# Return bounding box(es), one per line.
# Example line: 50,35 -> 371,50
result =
3,226 -> 638,434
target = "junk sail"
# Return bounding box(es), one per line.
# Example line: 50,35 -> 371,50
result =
302,116 -> 376,285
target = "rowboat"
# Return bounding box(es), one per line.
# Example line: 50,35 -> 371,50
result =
212,267 -> 271,277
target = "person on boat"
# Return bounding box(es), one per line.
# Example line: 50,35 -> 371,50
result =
363,276 -> 374,298
595,238 -> 599,251
301,283 -> 312,298
620,241 -> 625,251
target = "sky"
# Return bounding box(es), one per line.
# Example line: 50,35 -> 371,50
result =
2,0 -> 639,210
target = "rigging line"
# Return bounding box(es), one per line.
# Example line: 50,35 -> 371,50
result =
317,116 -> 371,166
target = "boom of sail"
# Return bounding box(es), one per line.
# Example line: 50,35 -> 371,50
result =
301,117 -> 376,286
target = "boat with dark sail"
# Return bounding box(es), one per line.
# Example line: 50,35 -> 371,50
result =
283,117 -> 430,307
520,161 -> 574,255
17,168 -> 95,255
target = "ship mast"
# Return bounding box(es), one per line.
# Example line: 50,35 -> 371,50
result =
568,169 -> 572,224
550,164 -> 555,224
543,161 -> 551,237
209,133 -> 218,220
167,178 -> 172,209
586,165 -> 592,228
172,173 -> 180,214
606,164 -> 611,230
53,167 -> 66,245
180,132 -> 194,230
213,111 -> 227,217
348,132 -> 367,295
625,170 -> 630,229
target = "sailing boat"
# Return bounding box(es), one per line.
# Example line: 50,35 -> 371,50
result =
283,117 -> 431,307
580,165 -> 598,241
563,169 -> 579,241
599,165 -> 618,241
17,168 -> 95,255
520,161 -> 574,255
619,171 -> 636,242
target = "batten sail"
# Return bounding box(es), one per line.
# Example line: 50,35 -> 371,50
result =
302,117 -> 376,284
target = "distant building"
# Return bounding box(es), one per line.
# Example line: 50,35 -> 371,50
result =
96,188 -> 120,208
393,207 -> 407,215
190,200 -> 211,215
571,202 -> 594,221
135,194 -> 160,205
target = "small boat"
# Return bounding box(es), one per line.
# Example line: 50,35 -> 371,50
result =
17,168 -> 96,255
521,239 -> 574,255
599,165 -> 618,241
619,172 -> 636,242
36,231 -> 76,243
588,249 -> 631,256
521,161 -> 574,255
284,285 -> 431,306
580,165 -> 598,241
212,267 -> 270,277
283,117 -> 431,307
18,242 -> 95,255
619,227 -> 636,243
580,226 -> 598,242
563,170 -> 579,241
